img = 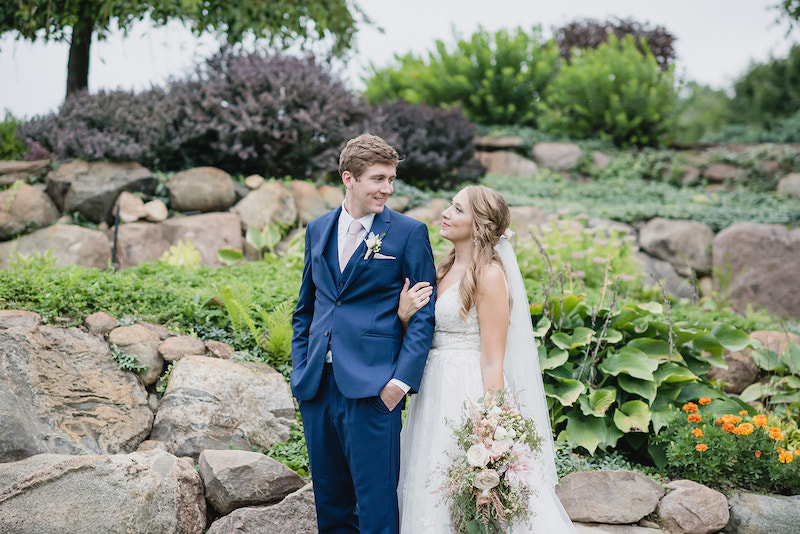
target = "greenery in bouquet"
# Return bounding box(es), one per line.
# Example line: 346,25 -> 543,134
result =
652,398 -> 800,493
441,389 -> 543,534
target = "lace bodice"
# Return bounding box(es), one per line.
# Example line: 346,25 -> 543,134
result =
430,281 -> 481,352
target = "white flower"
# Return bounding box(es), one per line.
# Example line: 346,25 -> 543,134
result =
363,232 -> 384,259
466,443 -> 491,468
493,425 -> 516,441
489,439 -> 511,459
473,469 -> 501,490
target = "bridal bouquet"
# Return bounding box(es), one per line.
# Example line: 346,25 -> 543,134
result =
440,389 -> 542,534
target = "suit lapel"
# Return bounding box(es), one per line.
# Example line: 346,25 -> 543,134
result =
342,208 -> 391,290
314,208 -> 341,292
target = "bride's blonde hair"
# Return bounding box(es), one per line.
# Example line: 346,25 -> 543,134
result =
437,186 -> 511,319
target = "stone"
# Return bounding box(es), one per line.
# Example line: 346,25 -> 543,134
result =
777,172 -> 800,198
639,217 -> 714,276
679,164 -> 702,186
472,136 -> 525,150
318,185 -> 345,210
508,206 -> 551,242
0,224 -> 111,269
592,151 -> 612,169
206,483 -> 317,534
760,160 -> 781,180
0,450 -> 206,534
168,166 -> 237,213
404,198 -> 450,225
150,356 -> 295,459
288,180 -> 327,225
657,479 -> 729,534
477,150 -> 539,177
0,159 -> 52,186
0,310 -> 42,329
113,191 -> 147,223
136,439 -> 168,452
143,199 -> 169,222
573,524 -> 669,533
244,174 -> 264,189
555,470 -> 665,524
45,160 -> 157,223
712,223 -> 800,319
0,326 -> 152,462
708,330 -> 800,394
199,449 -> 306,514
231,181 -> 298,232
0,183 -> 60,241
635,252 -> 698,300
703,163 -> 741,183
84,311 -> 119,336
159,335 -> 207,363
136,320 -> 174,341
532,142 -> 582,170
724,492 -> 800,534
386,195 -> 409,213
205,340 -> 235,359
107,324 -> 164,386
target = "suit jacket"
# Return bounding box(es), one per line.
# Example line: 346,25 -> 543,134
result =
291,206 -> 436,401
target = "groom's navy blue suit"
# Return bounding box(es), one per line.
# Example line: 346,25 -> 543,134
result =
292,205 -> 436,534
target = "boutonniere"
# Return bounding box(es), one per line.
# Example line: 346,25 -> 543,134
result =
363,232 -> 386,260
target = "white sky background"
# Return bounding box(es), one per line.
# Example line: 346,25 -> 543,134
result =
1,0 -> 799,120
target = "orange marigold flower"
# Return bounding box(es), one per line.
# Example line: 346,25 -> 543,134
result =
739,410 -> 748,415
696,443 -> 708,452
753,415 -> 767,427
682,402 -> 698,413
755,450 -> 762,458
778,447 -> 785,453
733,423 -> 754,436
795,449 -> 800,457
692,428 -> 704,437
687,414 -> 702,423
722,422 -> 735,433
698,397 -> 712,405
769,428 -> 784,441
779,451 -> 794,464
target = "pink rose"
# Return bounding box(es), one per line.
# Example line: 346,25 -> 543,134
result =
473,469 -> 501,490
467,444 -> 491,468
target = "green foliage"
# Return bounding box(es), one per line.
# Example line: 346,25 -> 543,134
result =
266,423 -> 310,478
109,343 -> 149,373
0,112 -> 26,160
653,402 -> 800,493
740,342 -> 800,418
701,110 -> 800,144
158,239 -> 202,269
732,44 -> 800,124
540,35 -> 678,147
673,82 -> 734,146
554,441 -> 664,481
364,26 -> 560,127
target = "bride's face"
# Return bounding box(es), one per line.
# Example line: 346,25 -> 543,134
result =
440,189 -> 473,244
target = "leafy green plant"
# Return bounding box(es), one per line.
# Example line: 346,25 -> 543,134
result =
109,343 -> 149,373
540,34 -> 678,147
652,399 -> 800,493
266,423 -> 310,478
0,112 -> 26,160
159,239 -> 202,268
740,342 -> 800,418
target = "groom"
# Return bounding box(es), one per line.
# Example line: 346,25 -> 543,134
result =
291,133 -> 436,534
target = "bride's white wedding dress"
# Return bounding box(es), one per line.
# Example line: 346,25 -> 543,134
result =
397,278 -> 577,533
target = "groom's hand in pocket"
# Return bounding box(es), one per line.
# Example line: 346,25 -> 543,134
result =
379,382 -> 405,411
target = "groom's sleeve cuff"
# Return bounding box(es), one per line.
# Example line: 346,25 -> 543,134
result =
390,378 -> 411,394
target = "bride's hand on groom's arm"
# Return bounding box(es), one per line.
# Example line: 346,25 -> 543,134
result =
398,278 -> 433,328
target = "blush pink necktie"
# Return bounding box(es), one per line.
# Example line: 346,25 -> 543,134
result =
339,219 -> 363,272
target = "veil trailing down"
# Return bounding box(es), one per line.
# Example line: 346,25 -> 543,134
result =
398,231 -> 577,533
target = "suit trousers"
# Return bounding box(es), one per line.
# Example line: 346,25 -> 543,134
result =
299,363 -> 402,534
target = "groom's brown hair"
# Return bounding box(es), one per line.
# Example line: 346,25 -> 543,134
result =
339,133 -> 400,180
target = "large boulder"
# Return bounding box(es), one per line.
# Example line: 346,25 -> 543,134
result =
639,217 -> 714,276
0,159 -> 52,186
703,163 -> 741,183
318,185 -> 344,210
0,450 -> 206,534
477,150 -> 539,177
231,181 -> 298,232
0,223 -> 111,269
168,167 -> 236,213
288,180 -> 327,225
0,310 -> 42,330
635,252 -> 698,300
532,142 -> 582,170
45,160 -> 157,223
107,324 -> 164,386
150,356 -> 295,459
777,172 -> 800,198
0,326 -> 152,462
198,449 -> 306,514
555,470 -> 665,524
724,492 -> 800,534
0,183 -> 60,241
712,223 -> 800,319
657,480 -> 729,534
206,484 -> 317,534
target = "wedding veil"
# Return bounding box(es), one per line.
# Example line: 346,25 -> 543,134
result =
496,234 -> 558,487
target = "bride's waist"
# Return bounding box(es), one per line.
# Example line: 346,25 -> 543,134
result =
431,332 -> 481,351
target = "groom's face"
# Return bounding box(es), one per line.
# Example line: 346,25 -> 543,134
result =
343,163 -> 396,219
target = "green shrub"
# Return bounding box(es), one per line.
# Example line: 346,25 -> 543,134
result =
540,34 -> 678,147
731,44 -> 800,124
0,112 -> 28,160
369,100 -> 484,189
364,26 -> 560,127
673,82 -> 735,146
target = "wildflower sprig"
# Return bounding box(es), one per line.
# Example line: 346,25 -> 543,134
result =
652,398 -> 800,493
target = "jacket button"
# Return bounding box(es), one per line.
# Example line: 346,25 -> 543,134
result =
324,330 -> 329,336
338,281 -> 344,287
336,301 -> 342,307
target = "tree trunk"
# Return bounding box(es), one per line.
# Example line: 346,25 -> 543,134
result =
66,7 -> 93,97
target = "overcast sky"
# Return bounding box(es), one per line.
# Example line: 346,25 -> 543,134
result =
1,0 -> 798,119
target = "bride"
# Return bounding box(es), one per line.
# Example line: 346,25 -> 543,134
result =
396,186 -> 577,533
